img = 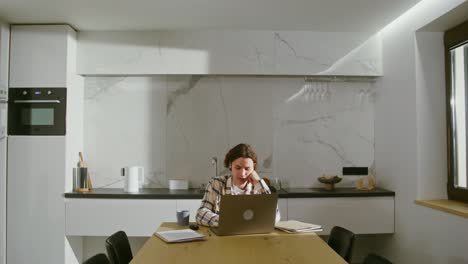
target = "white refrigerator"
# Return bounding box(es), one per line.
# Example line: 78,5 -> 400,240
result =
0,21 -> 9,264
0,21 -> 8,264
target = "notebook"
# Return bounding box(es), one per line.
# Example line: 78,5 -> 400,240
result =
154,229 -> 206,243
275,220 -> 323,233
210,193 -> 278,236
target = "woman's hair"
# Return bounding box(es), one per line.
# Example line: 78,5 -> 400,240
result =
224,143 -> 257,170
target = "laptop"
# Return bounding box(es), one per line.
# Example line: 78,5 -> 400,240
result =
210,193 -> 278,236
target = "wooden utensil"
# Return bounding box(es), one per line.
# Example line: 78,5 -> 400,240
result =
79,152 -> 85,167
78,152 -> 93,190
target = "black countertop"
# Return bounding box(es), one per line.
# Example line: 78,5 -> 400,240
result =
64,187 -> 394,199
65,188 -> 207,199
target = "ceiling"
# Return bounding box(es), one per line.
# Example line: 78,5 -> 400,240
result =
420,1 -> 468,31
0,0 -> 421,32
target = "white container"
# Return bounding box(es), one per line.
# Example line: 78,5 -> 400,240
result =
122,166 -> 144,193
169,179 -> 189,190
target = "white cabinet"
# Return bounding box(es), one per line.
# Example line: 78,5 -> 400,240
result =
0,23 -> 8,97
287,197 -> 394,235
66,199 -> 177,237
78,31 -> 382,76
66,198 -> 288,236
9,25 -> 73,87
65,197 -> 393,237
7,137 -> 66,264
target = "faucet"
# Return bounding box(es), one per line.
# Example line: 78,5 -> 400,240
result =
199,157 -> 218,193
211,156 -> 218,177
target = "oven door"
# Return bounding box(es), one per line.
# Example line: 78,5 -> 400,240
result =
8,99 -> 66,135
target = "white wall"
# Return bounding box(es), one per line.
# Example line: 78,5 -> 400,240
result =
415,31 -> 447,199
375,0 -> 468,263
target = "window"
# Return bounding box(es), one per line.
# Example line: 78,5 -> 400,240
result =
445,19 -> 468,203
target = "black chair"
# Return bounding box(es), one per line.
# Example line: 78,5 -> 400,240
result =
105,231 -> 133,264
83,253 -> 110,264
327,226 -> 355,263
363,253 -> 392,264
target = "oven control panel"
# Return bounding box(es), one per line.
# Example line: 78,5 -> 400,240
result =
9,87 -> 65,100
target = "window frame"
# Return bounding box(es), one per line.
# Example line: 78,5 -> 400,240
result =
445,19 -> 468,203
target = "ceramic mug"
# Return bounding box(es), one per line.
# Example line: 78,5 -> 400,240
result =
176,210 -> 190,226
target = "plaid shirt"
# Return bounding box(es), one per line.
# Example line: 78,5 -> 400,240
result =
196,175 -> 280,227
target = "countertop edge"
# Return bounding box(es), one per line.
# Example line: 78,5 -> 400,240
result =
64,188 -> 394,199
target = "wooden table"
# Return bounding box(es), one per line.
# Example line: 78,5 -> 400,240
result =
131,222 -> 347,264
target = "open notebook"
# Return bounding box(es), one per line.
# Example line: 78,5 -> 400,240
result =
154,229 -> 206,243
275,220 -> 323,233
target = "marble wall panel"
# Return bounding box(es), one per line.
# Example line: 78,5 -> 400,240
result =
84,76 -> 374,189
84,76 -> 166,188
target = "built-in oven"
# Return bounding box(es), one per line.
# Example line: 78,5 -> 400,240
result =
8,88 -> 66,135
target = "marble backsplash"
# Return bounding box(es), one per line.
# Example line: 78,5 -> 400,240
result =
84,76 -> 375,189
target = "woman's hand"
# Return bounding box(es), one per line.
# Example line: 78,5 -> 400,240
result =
248,170 -> 261,185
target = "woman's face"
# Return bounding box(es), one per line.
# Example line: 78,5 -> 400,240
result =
231,157 -> 255,186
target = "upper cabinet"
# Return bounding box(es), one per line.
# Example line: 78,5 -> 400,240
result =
0,22 -> 9,97
9,25 -> 76,88
77,30 -> 383,76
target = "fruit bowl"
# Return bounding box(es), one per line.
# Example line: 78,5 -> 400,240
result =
317,175 -> 342,190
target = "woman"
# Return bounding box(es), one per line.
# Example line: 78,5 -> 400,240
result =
196,143 -> 280,227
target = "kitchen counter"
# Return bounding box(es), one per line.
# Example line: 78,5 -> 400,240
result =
65,187 -> 395,236
64,187 -> 393,199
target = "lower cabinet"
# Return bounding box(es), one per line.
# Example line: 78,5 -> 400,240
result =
65,197 -> 392,236
287,197 -> 394,235
65,199 -> 176,237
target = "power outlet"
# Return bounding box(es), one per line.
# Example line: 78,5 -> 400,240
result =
342,167 -> 368,176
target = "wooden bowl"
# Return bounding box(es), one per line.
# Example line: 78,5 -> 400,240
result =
318,175 -> 342,190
